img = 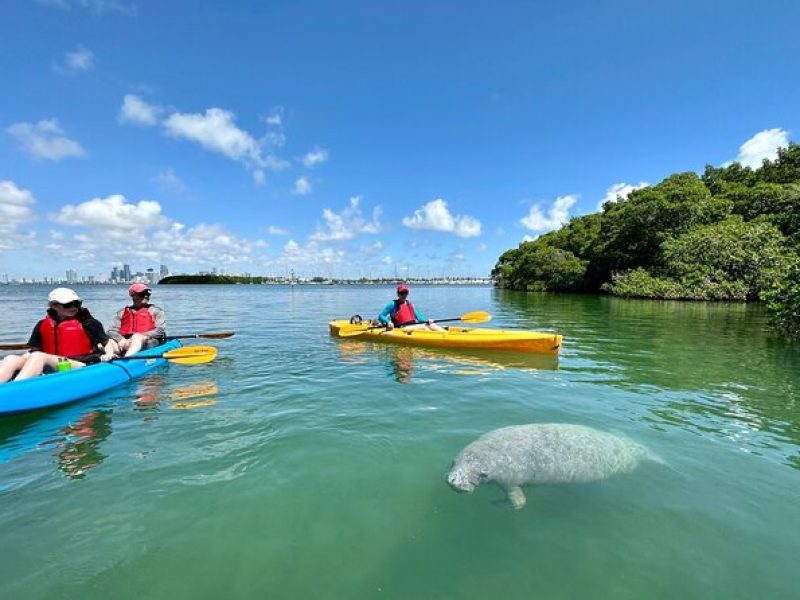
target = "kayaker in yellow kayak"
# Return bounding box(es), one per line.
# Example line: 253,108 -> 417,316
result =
378,284 -> 445,332
0,288 -> 116,383
106,283 -> 167,357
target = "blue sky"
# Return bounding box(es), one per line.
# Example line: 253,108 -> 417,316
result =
1,0 -> 798,280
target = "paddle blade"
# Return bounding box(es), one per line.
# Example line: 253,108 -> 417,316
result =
337,325 -> 380,338
196,332 -> 235,339
459,311 -> 491,323
162,346 -> 218,364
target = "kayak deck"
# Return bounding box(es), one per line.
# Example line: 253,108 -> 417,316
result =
328,320 -> 562,354
0,340 -> 181,416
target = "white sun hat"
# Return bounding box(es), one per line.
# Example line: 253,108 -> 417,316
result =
48,287 -> 82,304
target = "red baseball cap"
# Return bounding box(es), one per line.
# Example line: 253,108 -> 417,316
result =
128,283 -> 151,295
396,284 -> 409,293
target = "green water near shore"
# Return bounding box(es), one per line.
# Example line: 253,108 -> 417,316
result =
0,285 -> 798,598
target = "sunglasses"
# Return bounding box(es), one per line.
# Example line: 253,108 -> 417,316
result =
398,291 -> 409,295
133,291 -> 151,298
58,300 -> 82,309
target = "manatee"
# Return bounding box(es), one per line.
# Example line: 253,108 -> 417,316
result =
446,423 -> 659,509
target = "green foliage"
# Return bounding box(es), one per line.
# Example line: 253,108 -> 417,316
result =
491,138 -> 800,336
492,241 -> 587,291
604,217 -> 793,301
762,258 -> 800,336
598,173 -> 732,274
159,275 -> 277,284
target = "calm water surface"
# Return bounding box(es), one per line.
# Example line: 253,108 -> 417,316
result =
0,285 -> 798,599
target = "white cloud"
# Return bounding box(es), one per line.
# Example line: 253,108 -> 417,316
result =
278,239 -> 345,265
382,256 -> 393,265
47,194 -> 261,266
310,196 -> 382,241
597,182 -> 649,210
359,241 -> 383,254
164,108 -> 262,164
6,118 -> 86,160
0,181 -> 37,249
52,194 -> 168,234
726,128 -> 790,169
150,168 -> 187,193
266,225 -> 288,235
293,176 -> 312,195
54,45 -> 94,74
119,94 -> 161,126
478,243 -> 488,251
520,195 -> 577,232
401,198 -> 482,238
266,111 -> 283,126
302,147 -> 329,168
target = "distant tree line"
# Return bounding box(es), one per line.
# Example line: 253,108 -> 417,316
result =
159,275 -> 277,284
492,143 -> 800,336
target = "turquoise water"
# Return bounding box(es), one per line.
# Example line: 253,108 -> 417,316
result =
1,284 -> 798,599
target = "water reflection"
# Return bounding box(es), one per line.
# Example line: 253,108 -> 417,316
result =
334,338 -> 559,384
52,409 -> 113,479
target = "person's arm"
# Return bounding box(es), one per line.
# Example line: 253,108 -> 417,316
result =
378,301 -> 395,325
106,309 -> 123,342
412,307 -> 428,323
144,306 -> 166,339
85,318 -> 116,359
27,323 -> 41,351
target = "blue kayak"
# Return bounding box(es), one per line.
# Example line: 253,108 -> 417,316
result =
0,340 -> 181,416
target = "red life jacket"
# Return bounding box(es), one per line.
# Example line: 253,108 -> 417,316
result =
393,301 -> 417,326
119,306 -> 156,336
38,315 -> 93,357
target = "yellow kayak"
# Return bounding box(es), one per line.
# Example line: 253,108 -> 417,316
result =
328,320 -> 563,354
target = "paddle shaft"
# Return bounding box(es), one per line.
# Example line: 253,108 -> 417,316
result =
1,332 -> 234,351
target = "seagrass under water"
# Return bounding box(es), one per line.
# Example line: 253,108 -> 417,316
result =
0,284 -> 798,598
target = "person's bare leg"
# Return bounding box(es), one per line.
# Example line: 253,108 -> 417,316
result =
15,352 -> 85,381
0,354 -> 29,383
124,333 -> 147,356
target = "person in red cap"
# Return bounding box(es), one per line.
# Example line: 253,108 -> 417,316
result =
377,284 -> 444,332
106,283 -> 167,356
0,288 -> 116,383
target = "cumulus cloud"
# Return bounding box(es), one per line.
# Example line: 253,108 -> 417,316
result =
119,94 -> 162,126
520,195 -> 577,232
119,96 -> 291,182
310,196 -> 382,241
597,182 -> 649,210
47,193 -> 261,266
52,194 -> 168,234
293,176 -> 312,195
163,108 -> 262,163
266,225 -> 288,235
6,118 -> 86,160
726,128 -> 790,169
53,45 -> 94,74
302,147 -> 329,168
278,239 -> 345,265
0,180 -> 37,249
401,198 -> 482,238
150,168 -> 187,193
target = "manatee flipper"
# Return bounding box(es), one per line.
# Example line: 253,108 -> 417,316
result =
506,485 -> 526,509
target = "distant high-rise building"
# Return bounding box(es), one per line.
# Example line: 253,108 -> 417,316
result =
111,266 -> 120,282
0,272 -> 7,284
146,268 -> 155,284
160,264 -> 169,277
122,264 -> 131,282
66,269 -> 78,284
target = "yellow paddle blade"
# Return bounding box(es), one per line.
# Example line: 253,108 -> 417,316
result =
338,324 -> 382,338
457,311 -> 491,323
162,346 -> 218,364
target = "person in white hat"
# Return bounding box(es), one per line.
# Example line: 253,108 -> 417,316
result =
106,283 -> 167,357
0,288 -> 116,383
